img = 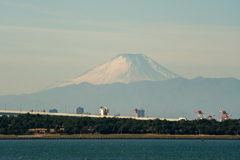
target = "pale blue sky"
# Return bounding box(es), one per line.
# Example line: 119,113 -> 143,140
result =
0,0 -> 240,95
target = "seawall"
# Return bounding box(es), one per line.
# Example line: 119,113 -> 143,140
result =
0,136 -> 239,140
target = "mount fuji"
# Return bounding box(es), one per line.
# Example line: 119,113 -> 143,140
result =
49,53 -> 181,89
1,53 -> 240,119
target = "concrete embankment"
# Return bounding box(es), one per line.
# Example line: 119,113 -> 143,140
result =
0,136 -> 239,140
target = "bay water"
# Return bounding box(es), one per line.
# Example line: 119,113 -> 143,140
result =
0,139 -> 239,160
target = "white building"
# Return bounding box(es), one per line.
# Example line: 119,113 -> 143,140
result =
99,106 -> 109,116
75,107 -> 84,114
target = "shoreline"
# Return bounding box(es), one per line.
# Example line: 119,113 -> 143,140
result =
0,134 -> 239,140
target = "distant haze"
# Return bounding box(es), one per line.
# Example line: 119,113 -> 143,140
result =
0,77 -> 239,120
0,1 -> 240,95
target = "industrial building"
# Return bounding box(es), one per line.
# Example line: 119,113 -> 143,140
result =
75,107 -> 84,114
134,108 -> 145,117
49,108 -> 58,113
99,106 -> 109,116
137,109 -> 145,117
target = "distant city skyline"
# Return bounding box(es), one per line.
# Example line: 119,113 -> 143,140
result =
0,0 -> 240,95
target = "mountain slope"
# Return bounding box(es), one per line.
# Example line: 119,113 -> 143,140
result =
49,53 -> 181,89
1,77 -> 240,119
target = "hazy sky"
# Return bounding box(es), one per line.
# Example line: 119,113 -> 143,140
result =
0,0 -> 240,95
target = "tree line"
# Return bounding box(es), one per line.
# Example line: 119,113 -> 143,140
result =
0,113 -> 240,135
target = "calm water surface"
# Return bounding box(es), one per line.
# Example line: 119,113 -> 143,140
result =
0,139 -> 239,160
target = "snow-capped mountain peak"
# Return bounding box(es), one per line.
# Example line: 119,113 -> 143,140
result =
48,53 -> 181,89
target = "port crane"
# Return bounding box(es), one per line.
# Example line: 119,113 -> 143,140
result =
194,110 -> 205,120
219,110 -> 232,121
207,114 -> 215,120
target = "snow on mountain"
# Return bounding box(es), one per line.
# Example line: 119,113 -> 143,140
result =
48,53 -> 181,89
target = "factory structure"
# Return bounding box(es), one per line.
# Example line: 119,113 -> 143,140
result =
75,107 -> 84,114
134,108 -> 145,118
49,108 -> 58,113
99,106 -> 109,116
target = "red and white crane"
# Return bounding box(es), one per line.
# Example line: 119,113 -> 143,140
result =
207,114 -> 215,120
194,110 -> 205,120
219,110 -> 232,121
